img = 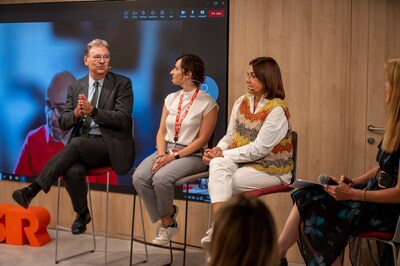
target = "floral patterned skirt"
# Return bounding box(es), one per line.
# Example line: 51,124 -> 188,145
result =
292,185 -> 399,266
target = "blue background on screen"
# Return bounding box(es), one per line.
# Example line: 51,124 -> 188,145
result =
0,1 -> 228,197
0,21 -> 227,189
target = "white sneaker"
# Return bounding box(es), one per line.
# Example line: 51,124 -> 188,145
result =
152,223 -> 179,246
206,255 -> 211,265
200,226 -> 213,249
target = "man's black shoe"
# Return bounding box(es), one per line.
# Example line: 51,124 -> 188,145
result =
12,187 -> 34,209
279,257 -> 288,266
71,211 -> 91,235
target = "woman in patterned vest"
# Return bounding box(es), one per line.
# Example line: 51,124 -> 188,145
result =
201,56 -> 294,252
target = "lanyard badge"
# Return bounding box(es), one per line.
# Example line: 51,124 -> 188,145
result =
174,89 -> 199,143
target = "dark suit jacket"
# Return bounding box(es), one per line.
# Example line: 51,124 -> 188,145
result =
59,72 -> 135,175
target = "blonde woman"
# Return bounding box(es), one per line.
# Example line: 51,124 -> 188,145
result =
278,57 -> 400,266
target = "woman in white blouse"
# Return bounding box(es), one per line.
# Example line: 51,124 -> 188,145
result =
133,54 -> 218,245
201,57 -> 294,250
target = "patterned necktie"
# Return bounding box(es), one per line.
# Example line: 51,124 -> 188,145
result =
81,81 -> 99,137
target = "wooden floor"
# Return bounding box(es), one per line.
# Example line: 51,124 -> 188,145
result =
0,228 -> 305,266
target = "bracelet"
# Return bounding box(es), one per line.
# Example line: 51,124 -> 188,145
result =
363,190 -> 367,202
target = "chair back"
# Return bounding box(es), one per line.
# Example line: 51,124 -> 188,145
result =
290,130 -> 298,184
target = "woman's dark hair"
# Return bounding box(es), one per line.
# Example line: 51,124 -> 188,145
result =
250,57 -> 285,100
176,54 -> 205,85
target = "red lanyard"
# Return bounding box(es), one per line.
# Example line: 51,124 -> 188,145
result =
174,88 -> 199,143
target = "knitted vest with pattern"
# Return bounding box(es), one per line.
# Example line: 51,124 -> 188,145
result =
231,96 -> 294,175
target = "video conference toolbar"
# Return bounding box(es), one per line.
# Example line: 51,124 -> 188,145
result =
124,8 -> 225,20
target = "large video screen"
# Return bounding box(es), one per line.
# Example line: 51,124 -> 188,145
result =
0,0 -> 228,200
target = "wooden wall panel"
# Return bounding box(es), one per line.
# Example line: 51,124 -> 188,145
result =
365,0 -> 400,170
347,0 -> 370,178
229,0 -> 352,182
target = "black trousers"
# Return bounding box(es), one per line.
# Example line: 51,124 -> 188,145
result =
35,136 -> 111,213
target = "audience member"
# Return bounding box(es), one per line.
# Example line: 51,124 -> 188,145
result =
209,195 -> 278,266
201,57 -> 294,247
133,54 -> 218,245
277,57 -> 400,266
12,39 -> 135,235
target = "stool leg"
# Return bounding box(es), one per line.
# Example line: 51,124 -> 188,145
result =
169,240 -> 174,265
356,239 -> 362,266
87,177 -> 96,251
130,195 -> 149,265
55,178 -> 61,263
182,183 -> 190,265
129,195 -> 136,265
138,198 -> 149,258
208,203 -> 212,230
104,171 -> 110,264
54,177 -> 96,264
390,243 -> 397,266
205,203 -> 213,263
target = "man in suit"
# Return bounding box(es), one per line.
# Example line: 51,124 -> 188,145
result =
12,39 -> 135,235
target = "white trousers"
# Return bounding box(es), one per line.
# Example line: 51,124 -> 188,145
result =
208,157 -> 292,203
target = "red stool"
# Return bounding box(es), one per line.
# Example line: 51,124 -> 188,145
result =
352,216 -> 400,266
55,166 -> 113,264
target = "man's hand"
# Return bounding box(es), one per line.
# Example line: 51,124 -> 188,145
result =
79,94 -> 94,117
73,94 -> 85,119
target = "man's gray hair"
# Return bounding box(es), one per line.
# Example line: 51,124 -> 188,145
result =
85,39 -> 110,56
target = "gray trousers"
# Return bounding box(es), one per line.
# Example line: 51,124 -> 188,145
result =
132,143 -> 206,223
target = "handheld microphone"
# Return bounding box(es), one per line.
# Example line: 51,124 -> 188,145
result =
318,174 -> 339,186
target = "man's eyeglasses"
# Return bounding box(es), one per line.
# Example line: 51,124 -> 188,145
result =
90,54 -> 111,62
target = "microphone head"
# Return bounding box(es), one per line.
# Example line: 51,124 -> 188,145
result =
318,174 -> 330,185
